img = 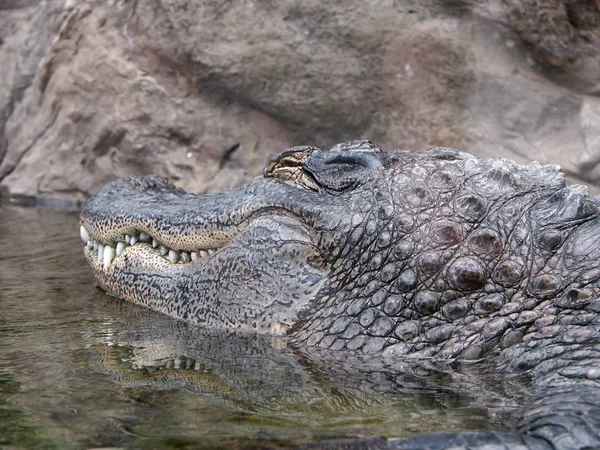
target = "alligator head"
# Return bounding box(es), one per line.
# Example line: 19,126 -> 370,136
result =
81,141 -> 388,334
81,140 -> 600,358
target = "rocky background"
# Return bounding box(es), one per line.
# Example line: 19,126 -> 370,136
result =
1,0 -> 599,204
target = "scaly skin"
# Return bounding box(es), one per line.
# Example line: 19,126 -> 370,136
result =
81,141 -> 600,449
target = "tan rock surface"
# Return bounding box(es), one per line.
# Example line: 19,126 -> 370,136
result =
0,0 -> 599,203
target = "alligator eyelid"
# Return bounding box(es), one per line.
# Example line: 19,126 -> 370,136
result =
321,152 -> 383,169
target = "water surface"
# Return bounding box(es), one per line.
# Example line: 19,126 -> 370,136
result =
0,205 -> 509,449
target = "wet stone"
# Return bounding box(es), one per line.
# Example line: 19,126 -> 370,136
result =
370,317 -> 395,336
359,308 -> 379,327
467,228 -> 503,257
383,295 -> 405,316
441,297 -> 471,320
396,269 -> 417,292
492,259 -> 524,287
448,257 -> 487,291
414,291 -> 441,315
394,320 -> 420,341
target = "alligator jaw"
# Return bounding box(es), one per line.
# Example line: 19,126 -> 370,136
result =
80,174 -> 328,332
80,224 -> 232,269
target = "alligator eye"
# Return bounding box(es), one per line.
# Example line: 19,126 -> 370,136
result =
302,151 -> 383,192
264,145 -> 322,190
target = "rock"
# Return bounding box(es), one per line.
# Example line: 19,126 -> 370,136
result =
0,0 -> 599,203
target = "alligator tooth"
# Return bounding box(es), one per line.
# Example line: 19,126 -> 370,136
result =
174,356 -> 183,369
98,244 -> 105,261
159,245 -> 168,256
190,252 -> 199,261
168,249 -> 179,264
125,235 -> 131,245
80,225 -> 90,243
199,250 -> 209,258
208,248 -> 216,256
139,232 -> 150,242
130,235 -> 138,245
116,241 -> 126,256
93,240 -> 98,250
152,239 -> 159,248
179,252 -> 190,263
103,245 -> 115,268
86,240 -> 94,249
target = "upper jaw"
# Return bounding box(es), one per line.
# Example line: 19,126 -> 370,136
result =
79,174 -> 323,271
80,225 -> 223,269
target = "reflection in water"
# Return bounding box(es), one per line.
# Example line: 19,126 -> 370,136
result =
0,205 -> 519,448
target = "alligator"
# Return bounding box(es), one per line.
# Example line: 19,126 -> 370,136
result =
80,140 -> 600,450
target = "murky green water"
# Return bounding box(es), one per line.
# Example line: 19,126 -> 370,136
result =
0,205 -> 510,449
